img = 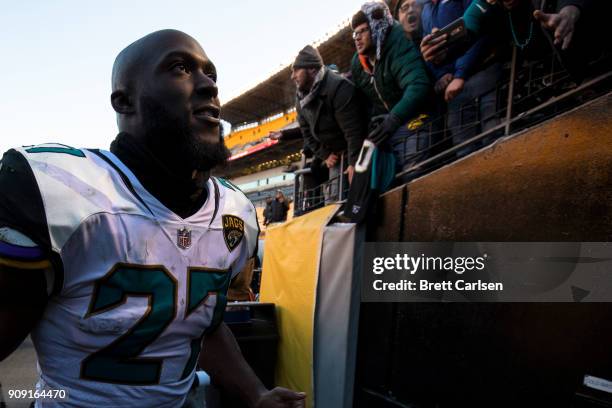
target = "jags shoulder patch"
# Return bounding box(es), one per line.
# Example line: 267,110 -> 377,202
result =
222,214 -> 245,252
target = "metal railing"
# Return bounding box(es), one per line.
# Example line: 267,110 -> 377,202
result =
292,49 -> 611,216
293,153 -> 350,216
398,52 -> 611,178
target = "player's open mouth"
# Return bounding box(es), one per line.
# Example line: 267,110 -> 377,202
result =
193,105 -> 221,124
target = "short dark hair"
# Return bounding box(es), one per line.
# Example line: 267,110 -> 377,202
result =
351,10 -> 368,30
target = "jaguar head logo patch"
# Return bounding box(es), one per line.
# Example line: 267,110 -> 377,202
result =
222,215 -> 245,252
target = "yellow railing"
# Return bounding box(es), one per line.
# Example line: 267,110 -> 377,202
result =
225,111 -> 297,149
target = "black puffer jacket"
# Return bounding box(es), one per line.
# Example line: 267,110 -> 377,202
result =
350,22 -> 432,124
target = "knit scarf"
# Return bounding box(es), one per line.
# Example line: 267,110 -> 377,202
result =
298,67 -> 326,109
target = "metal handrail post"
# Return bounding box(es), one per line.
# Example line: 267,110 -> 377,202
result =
338,153 -> 345,201
505,45 -> 519,136
293,171 -> 301,217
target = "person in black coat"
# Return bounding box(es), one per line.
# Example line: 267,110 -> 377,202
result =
269,191 -> 290,223
290,45 -> 367,187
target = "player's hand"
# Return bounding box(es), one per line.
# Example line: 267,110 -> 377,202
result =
268,131 -> 283,141
344,165 -> 355,185
254,387 -> 306,408
444,77 -> 465,102
421,28 -> 448,64
325,153 -> 339,168
533,5 -> 580,50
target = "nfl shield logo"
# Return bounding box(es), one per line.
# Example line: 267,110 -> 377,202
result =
177,227 -> 192,249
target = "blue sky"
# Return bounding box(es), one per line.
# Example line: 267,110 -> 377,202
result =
0,0 -> 359,155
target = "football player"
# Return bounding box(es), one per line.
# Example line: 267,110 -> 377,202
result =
0,29 -> 305,408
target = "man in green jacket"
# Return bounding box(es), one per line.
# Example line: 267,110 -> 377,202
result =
350,1 -> 432,171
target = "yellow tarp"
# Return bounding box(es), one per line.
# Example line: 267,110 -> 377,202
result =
259,204 -> 339,408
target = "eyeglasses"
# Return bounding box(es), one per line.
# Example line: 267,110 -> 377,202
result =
352,27 -> 370,40
399,3 -> 412,13
400,1 -> 421,13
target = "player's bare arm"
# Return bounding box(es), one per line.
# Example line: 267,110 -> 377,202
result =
199,322 -> 306,408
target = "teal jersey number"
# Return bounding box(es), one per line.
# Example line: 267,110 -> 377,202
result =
180,268 -> 232,379
25,145 -> 85,157
81,264 -> 230,385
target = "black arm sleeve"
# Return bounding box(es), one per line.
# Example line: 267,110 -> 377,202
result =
280,127 -> 303,141
0,149 -> 52,251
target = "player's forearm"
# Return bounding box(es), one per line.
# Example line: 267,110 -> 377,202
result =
198,322 -> 267,407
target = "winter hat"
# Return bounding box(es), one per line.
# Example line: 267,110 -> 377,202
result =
292,45 -> 323,69
357,1 -> 395,60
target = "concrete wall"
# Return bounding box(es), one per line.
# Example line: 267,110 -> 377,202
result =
375,92 -> 612,242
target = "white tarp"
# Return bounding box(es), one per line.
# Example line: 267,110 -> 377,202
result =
313,223 -> 362,408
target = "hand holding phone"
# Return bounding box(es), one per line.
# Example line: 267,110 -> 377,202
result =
421,18 -> 467,64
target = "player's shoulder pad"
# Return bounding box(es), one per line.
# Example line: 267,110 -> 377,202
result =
212,177 -> 259,257
19,143 -> 87,157
14,143 -> 94,173
13,144 -> 146,251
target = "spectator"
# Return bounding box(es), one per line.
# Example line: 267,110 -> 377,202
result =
422,0 -> 602,81
462,0 -> 584,50
288,45 -> 366,191
263,197 -> 273,226
394,0 -> 426,44
269,190 -> 290,223
350,1 -> 432,171
421,0 -> 502,157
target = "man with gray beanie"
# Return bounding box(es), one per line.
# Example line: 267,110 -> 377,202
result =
285,45 -> 367,197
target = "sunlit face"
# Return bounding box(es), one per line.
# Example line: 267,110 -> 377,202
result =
132,32 -> 229,171
398,0 -> 423,36
140,34 -> 221,145
353,23 -> 373,55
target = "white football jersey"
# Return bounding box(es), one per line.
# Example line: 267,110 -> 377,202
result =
13,144 -> 258,407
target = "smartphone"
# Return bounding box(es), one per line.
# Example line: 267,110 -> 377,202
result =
424,17 -> 467,48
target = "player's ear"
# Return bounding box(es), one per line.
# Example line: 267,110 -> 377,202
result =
111,90 -> 135,115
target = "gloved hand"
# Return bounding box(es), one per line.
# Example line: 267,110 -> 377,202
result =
367,113 -> 402,145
